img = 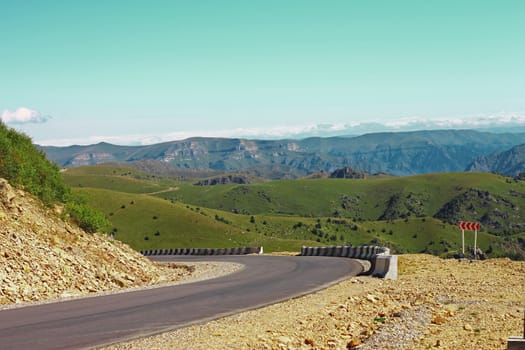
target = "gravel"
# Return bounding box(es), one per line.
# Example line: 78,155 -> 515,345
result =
103,254 -> 525,350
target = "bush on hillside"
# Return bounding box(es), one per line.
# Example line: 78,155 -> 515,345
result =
0,121 -> 69,204
65,193 -> 111,233
0,121 -> 110,233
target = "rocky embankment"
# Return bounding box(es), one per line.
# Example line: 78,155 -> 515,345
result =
0,178 -> 189,305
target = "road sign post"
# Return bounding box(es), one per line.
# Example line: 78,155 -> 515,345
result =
459,227 -> 466,255
474,228 -> 478,258
458,221 -> 481,259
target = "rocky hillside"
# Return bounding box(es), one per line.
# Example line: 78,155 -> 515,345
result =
40,130 -> 525,178
467,143 -> 525,177
0,178 -> 187,305
195,174 -> 251,186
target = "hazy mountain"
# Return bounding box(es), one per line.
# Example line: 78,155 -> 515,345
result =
467,144 -> 525,177
40,130 -> 525,178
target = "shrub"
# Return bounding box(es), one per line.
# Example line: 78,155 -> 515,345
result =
65,194 -> 110,233
0,121 -> 69,204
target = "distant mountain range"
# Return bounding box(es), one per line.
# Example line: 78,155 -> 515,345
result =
39,129 -> 525,179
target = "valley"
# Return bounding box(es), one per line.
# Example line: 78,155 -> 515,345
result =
63,165 -> 525,260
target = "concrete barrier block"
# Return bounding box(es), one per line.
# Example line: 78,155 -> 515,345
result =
333,246 -> 343,257
341,246 -> 349,257
372,255 -> 398,279
359,246 -> 368,259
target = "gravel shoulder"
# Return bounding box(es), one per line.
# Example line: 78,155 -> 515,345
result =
103,254 -> 525,350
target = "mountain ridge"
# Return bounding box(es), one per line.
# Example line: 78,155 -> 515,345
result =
40,129 -> 525,178
467,143 -> 525,177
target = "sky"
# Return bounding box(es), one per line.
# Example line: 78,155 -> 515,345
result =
1,1 -> 525,146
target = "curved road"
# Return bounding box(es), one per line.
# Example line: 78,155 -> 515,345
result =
0,255 -> 363,350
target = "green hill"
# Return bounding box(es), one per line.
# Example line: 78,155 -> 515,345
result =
63,165 -> 525,258
153,172 -> 525,235
75,187 -> 318,252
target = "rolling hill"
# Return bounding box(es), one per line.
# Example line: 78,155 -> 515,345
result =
63,166 -> 525,259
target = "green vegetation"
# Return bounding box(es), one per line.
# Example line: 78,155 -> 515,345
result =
74,187 -> 312,251
154,173 -> 525,235
63,166 -> 179,194
0,121 -> 68,204
62,165 -> 525,258
65,192 -> 111,233
0,122 -> 109,233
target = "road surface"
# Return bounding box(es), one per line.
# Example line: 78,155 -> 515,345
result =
0,255 -> 363,350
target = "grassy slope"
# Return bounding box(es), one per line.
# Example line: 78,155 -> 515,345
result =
65,167 -> 525,257
155,172 -> 525,220
63,166 -> 180,194
76,187 -> 318,252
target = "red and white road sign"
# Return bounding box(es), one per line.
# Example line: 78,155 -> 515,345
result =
458,221 -> 480,231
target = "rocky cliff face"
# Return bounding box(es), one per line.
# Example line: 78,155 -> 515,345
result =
0,178 -> 186,305
467,143 -> 525,176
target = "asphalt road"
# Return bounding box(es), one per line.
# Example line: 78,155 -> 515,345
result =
0,255 -> 363,350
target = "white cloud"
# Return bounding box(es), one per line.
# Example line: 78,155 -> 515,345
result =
34,112 -> 525,146
1,107 -> 51,124
379,113 -> 525,131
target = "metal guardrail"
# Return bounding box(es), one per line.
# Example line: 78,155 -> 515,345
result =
140,247 -> 263,256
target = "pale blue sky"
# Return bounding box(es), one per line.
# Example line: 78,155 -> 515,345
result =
1,1 -> 524,145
